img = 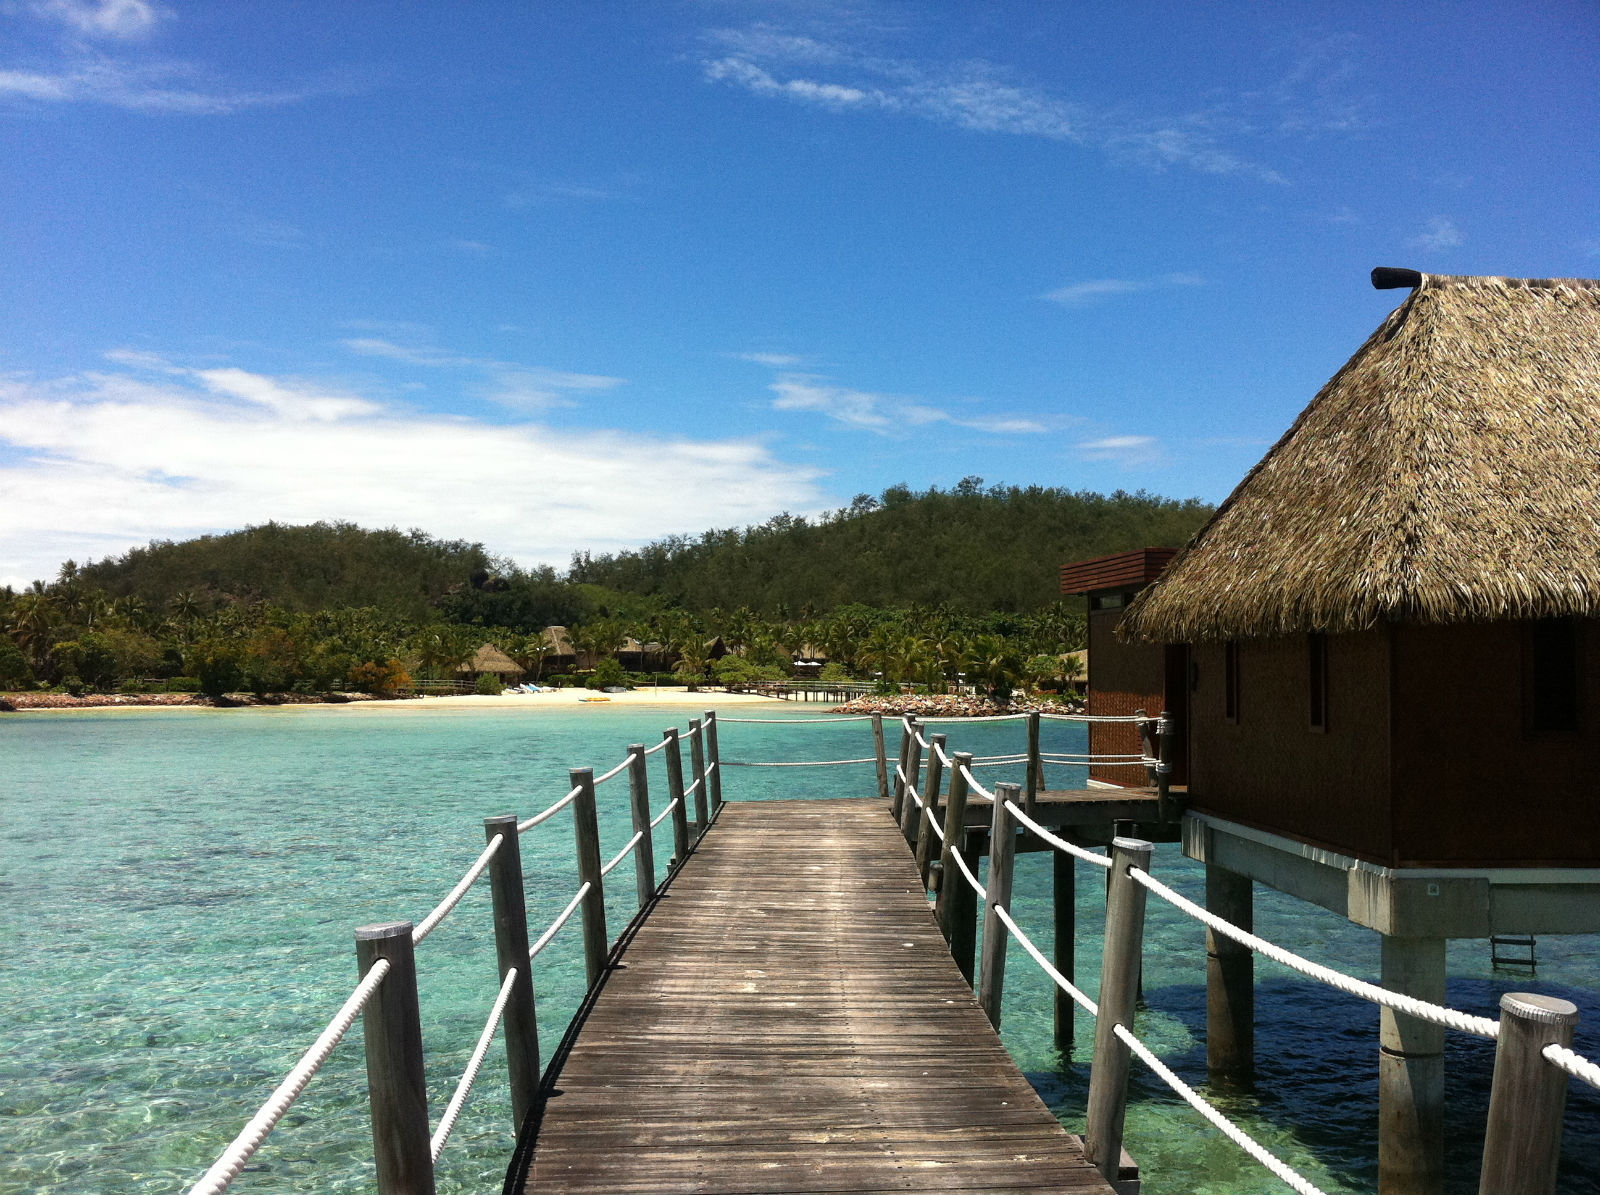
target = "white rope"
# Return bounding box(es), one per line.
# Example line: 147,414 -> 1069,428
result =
723,757 -> 879,767
529,884 -> 589,959
1005,800 -> 1113,869
969,757 -> 1032,769
650,797 -> 680,829
993,905 -> 1096,1015
184,959 -> 391,1195
958,765 -> 996,803
641,738 -> 672,756
717,715 -> 873,723
601,831 -> 644,878
1040,753 -> 1149,762
684,776 -> 703,797
430,966 -> 518,1161
1113,1022 -> 1328,1195
518,784 -> 581,833
682,723 -> 701,739
592,756 -> 631,786
1130,868 -> 1499,1039
412,835 -> 503,945
1040,712 -> 1151,723
915,713 -> 1029,723
914,730 -> 932,749
1544,1043 -> 1600,1090
924,810 -> 945,842
932,740 -> 954,769
945,842 -> 987,900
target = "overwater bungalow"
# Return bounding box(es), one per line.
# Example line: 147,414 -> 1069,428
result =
1115,268 -> 1600,1193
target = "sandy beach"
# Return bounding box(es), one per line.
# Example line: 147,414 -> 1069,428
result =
0,686 -> 799,713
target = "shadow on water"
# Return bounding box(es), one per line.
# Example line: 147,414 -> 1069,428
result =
1027,974 -> 1600,1195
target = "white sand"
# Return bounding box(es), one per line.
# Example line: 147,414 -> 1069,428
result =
361,687 -> 795,710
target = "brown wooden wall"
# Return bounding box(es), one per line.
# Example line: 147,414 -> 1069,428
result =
1389,620 -> 1600,866
1087,607 -> 1166,785
1187,630 -> 1394,862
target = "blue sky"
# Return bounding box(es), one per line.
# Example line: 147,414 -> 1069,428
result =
2,0 -> 1596,588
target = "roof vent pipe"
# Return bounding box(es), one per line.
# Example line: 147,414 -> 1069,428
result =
1371,267 -> 1424,290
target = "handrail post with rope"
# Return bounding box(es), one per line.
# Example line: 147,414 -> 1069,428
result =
871,712 -> 890,803
687,717 -> 709,832
663,728 -> 690,864
568,768 -> 609,988
1134,708 -> 1154,788
913,732 -> 947,888
1155,710 -> 1173,824
977,782 -> 1020,1030
482,814 -> 541,1128
353,921 -> 436,1195
1478,993 -> 1579,1195
1053,843 -> 1076,1055
889,719 -> 911,822
1084,836 -> 1152,1189
1206,863 -> 1253,1081
626,745 -> 657,908
935,752 -> 978,983
703,710 -> 723,812
899,720 -> 924,846
1024,711 -> 1042,816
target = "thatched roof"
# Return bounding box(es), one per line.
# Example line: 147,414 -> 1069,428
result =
461,644 -> 523,676
540,626 -> 576,657
1123,272 -> 1600,643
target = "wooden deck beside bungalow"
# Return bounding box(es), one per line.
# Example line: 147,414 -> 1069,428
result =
507,798 -> 1121,1195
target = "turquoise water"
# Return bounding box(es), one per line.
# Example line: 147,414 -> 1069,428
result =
2,704 -> 1597,1195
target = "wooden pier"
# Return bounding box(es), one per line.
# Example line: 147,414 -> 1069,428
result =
508,798 -> 1120,1194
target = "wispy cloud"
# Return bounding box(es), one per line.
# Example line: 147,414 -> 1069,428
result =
30,0 -> 166,40
697,23 -> 1345,183
0,58 -> 319,113
731,351 -> 806,368
504,180 -> 631,208
0,361 -> 824,588
1077,434 -> 1165,468
1043,273 -> 1203,307
768,373 -> 1047,437
339,336 -> 623,411
1409,216 -> 1462,252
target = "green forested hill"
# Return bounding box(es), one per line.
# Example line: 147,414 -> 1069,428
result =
74,522 -> 506,621
570,480 -> 1212,614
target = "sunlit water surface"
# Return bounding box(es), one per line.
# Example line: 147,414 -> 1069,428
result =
2,704 -> 1597,1194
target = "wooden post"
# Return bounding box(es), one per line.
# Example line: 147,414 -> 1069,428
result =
626,745 -> 657,906
1053,847 -> 1076,1056
1155,710 -> 1173,824
977,782 -> 1020,1029
889,720 -> 911,823
1024,711 -> 1042,815
1378,934 -> 1446,1195
871,712 -> 890,803
1478,993 -> 1579,1195
482,815 -> 540,1129
1135,708 -> 1155,787
568,768 -> 608,989
936,752 -> 978,983
687,718 -> 709,832
913,732 -> 947,889
899,721 -> 924,846
663,728 -> 690,866
1205,864 -> 1253,1081
1084,836 -> 1153,1186
354,921 -> 435,1195
703,710 -> 724,811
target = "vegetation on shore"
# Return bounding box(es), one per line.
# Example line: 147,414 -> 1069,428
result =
1,482 -> 1209,700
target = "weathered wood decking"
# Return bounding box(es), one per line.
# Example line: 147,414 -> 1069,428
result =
509,798 -> 1116,1194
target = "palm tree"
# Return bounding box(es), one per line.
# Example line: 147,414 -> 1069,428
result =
673,640 -> 710,692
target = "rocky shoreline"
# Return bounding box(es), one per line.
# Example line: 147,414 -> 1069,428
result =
0,691 -> 409,712
829,693 -> 1086,718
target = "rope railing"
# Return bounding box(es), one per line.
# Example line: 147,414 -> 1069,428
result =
1040,712 -> 1151,723
684,776 -> 703,797
723,756 -> 879,767
601,831 -> 645,878
413,834 -> 504,945
1129,867 -> 1500,1039
1112,1022 -> 1328,1195
640,737 -> 672,756
650,797 -> 680,829
1004,799 -> 1112,869
717,715 -> 874,723
530,883 -> 589,960
993,905 -> 1095,1013
430,967 -> 518,1161
1543,1042 -> 1600,1090
591,756 -> 632,787
517,784 -> 582,833
183,959 -> 392,1195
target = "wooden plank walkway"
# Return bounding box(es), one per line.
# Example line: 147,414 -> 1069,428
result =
509,798 -> 1116,1195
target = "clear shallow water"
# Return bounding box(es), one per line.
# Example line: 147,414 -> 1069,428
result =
2,704 -> 1597,1195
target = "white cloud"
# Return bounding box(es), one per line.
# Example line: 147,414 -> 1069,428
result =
1409,217 -> 1462,252
31,0 -> 165,40
0,363 -> 824,588
731,351 -> 805,368
768,373 -> 1046,437
0,58 -> 313,113
1077,434 -> 1165,467
1043,273 -> 1203,307
338,336 -> 623,411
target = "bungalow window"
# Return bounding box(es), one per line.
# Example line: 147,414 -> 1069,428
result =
1308,633 -> 1328,732
1527,619 -> 1581,734
1224,640 -> 1240,723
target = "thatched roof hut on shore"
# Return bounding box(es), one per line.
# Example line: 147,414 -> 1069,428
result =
458,644 -> 523,680
1123,270 -> 1600,643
